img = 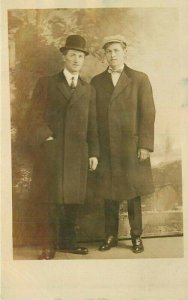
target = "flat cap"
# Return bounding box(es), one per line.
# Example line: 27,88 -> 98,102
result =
102,35 -> 127,49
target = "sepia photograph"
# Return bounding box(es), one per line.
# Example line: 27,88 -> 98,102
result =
1,1 -> 188,299
9,7 -> 183,260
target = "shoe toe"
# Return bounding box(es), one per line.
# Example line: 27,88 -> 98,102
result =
98,236 -> 118,251
99,244 -> 110,251
133,246 -> 144,253
132,238 -> 144,253
60,246 -> 89,255
38,249 -> 55,260
38,253 -> 46,260
76,247 -> 88,254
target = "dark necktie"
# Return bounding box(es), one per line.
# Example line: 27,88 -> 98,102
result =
70,77 -> 76,89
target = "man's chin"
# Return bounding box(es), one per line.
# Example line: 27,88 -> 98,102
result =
109,62 -> 118,67
69,68 -> 81,73
74,67 -> 82,71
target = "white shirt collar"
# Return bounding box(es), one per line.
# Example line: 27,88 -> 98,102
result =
108,64 -> 124,72
109,64 -> 124,86
63,68 -> 79,82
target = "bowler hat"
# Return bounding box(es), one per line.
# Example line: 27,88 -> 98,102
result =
60,34 -> 89,55
102,35 -> 127,49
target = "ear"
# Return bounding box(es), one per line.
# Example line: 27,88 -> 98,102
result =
62,54 -> 66,62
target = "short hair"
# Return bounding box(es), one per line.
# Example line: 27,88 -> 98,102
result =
104,41 -> 127,51
61,49 -> 69,55
61,48 -> 86,56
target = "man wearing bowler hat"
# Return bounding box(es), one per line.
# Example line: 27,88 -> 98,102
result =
28,35 -> 99,259
91,35 -> 155,253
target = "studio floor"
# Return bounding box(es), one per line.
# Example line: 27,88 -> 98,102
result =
13,236 -> 183,260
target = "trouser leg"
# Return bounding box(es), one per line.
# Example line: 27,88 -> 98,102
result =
104,199 -> 119,237
58,204 -> 79,249
37,202 -> 58,249
127,196 -> 143,237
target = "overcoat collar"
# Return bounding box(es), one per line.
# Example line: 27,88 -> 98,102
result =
56,70 -> 86,109
104,64 -> 132,103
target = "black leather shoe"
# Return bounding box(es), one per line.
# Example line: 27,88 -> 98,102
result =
59,246 -> 89,255
99,235 -> 118,251
132,237 -> 144,253
38,248 -> 56,260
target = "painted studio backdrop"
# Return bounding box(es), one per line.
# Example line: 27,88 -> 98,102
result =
8,8 -> 182,246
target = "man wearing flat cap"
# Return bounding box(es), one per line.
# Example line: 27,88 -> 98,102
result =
28,35 -> 99,259
91,35 -> 155,253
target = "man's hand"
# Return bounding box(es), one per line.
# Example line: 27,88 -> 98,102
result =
45,136 -> 54,141
89,157 -> 98,171
137,148 -> 150,161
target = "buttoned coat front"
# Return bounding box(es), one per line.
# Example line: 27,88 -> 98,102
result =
91,64 -> 155,201
28,71 -> 99,205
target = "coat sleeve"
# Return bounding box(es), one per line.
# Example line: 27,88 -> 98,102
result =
138,74 -> 155,152
26,77 -> 53,147
87,85 -> 100,158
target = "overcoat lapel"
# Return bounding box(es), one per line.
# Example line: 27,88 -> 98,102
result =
109,67 -> 132,104
55,71 -> 86,109
67,79 -> 86,109
56,71 -> 72,100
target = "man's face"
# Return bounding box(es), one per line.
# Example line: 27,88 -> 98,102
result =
105,42 -> 126,70
63,49 -> 85,74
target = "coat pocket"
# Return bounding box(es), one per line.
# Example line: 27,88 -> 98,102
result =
41,138 -> 58,172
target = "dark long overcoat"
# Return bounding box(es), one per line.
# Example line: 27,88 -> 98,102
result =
91,64 -> 155,201
28,71 -> 99,205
